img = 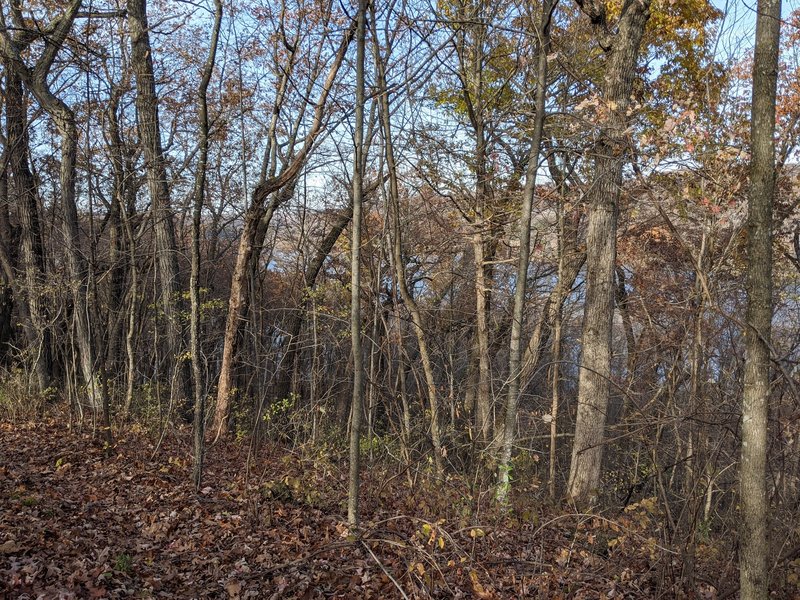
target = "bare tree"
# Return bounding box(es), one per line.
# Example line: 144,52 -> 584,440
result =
3,61 -> 52,393
127,0 -> 190,414
191,0 -> 222,490
348,0 -> 368,527
211,9 -> 358,439
0,0 -> 111,437
496,0 -> 556,504
372,3 -> 444,475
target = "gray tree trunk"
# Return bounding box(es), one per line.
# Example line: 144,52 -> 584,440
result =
127,0 -> 191,412
347,0 -> 367,527
372,14 -> 444,474
191,0 -> 222,490
741,0 -> 781,595
496,0 -> 555,503
5,64 -> 52,393
0,0 -> 110,434
567,0 -> 650,504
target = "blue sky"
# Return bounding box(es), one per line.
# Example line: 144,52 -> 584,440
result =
711,0 -> 798,58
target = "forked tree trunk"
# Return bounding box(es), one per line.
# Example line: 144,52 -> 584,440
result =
0,0 -> 110,435
191,0 -> 222,490
211,18 -> 357,440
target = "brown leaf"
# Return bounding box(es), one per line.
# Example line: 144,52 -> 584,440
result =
0,539 -> 22,554
225,579 -> 243,599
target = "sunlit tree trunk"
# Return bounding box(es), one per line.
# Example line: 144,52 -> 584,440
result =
567,0 -> 650,504
211,17 -> 356,439
348,0 -> 367,527
741,0 -> 780,595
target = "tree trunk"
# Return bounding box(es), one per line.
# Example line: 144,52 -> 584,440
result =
496,0 -> 555,503
372,14 -> 444,474
741,0 -> 780,595
191,0 -> 222,490
211,17 -> 357,439
5,64 -> 52,393
347,0 -> 367,527
567,0 -> 650,505
127,0 -> 190,413
0,0 -> 111,435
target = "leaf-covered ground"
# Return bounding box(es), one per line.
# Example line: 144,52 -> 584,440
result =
0,419 -> 767,598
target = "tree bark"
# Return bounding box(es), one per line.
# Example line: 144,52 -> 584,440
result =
741,0 -> 780,595
496,0 -> 555,503
567,0 -> 650,505
348,0 -> 367,527
127,0 -> 190,413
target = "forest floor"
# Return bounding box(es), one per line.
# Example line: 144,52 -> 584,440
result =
0,418 -> 774,599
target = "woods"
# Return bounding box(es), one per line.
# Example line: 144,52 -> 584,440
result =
1,0 -> 799,596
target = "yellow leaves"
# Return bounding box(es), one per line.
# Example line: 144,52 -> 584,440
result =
469,527 -> 486,539
469,570 -> 495,599
624,495 -> 659,514
555,547 -> 571,567
418,521 -> 447,549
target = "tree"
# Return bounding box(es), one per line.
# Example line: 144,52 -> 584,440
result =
0,0 -> 111,435
741,0 -> 781,595
191,0 -> 222,490
211,7 -> 358,439
567,0 -> 651,504
127,0 -> 191,415
496,0 -> 556,503
3,60 -> 52,394
372,3 -> 444,474
348,0 -> 368,528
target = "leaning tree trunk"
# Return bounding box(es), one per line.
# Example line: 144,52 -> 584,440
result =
211,17 -> 357,440
567,0 -> 651,505
741,0 -> 781,596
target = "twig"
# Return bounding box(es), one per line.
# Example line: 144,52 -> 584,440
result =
243,540 -> 355,579
361,540 -> 410,600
